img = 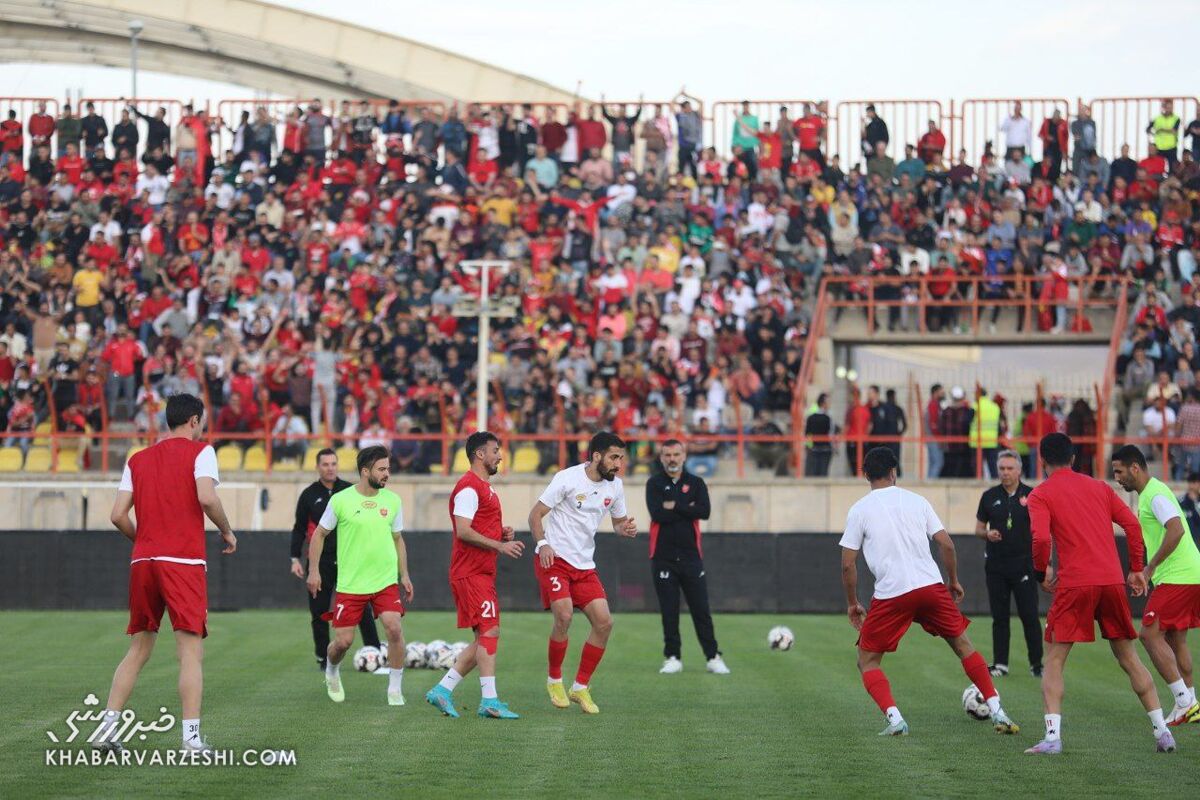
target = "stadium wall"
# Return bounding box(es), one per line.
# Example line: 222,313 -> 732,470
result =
0,477 -> 1147,535
0,530 -> 1143,616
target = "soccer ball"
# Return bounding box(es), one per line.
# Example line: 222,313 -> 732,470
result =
378,642 -> 388,667
353,646 -> 382,673
450,641 -> 469,659
404,642 -> 427,669
424,640 -> 451,669
962,685 -> 990,720
768,626 -> 795,651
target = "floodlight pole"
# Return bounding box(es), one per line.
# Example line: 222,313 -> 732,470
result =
128,20 -> 144,101
461,260 -> 511,433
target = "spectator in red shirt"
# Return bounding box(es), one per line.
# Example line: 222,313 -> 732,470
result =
1138,145 -> 1168,179
0,110 -> 23,167
925,383 -> 945,479
918,120 -> 946,164
794,102 -> 826,163
101,325 -> 146,421
55,142 -> 85,185
575,106 -> 607,155
27,101 -> 55,149
844,387 -> 871,476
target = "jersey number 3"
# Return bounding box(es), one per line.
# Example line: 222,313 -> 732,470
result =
549,576 -> 562,592
481,600 -> 496,618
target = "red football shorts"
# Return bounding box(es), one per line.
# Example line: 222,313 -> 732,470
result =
535,557 -> 606,610
1045,584 -> 1136,643
323,584 -> 405,627
857,583 -> 969,653
127,559 -> 208,638
1142,584 -> 1200,632
451,574 -> 500,630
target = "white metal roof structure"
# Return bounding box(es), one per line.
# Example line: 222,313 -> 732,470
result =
0,0 -> 578,103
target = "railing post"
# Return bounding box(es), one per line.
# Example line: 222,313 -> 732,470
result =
99,382 -> 111,472
733,397 -> 745,479
974,382 -> 983,479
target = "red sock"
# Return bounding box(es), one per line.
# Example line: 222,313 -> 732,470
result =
548,638 -> 568,680
575,642 -> 606,686
962,651 -> 998,700
861,668 -> 896,713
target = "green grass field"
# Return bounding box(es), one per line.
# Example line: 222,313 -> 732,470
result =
1,610 -> 1197,799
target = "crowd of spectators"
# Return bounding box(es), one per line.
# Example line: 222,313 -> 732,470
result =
0,94 -> 1197,474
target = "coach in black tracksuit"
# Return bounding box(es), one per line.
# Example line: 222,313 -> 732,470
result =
646,441 -> 726,672
974,449 -> 1043,678
289,449 -> 381,669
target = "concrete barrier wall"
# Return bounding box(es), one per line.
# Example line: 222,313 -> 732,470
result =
0,476 -> 1145,535
0,530 -> 1143,617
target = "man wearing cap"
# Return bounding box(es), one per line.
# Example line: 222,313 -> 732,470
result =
975,449 -> 1044,677
940,386 -> 974,478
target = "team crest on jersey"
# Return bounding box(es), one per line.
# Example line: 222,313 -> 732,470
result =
380,508 -> 389,518
362,501 -> 377,509
575,493 -> 587,509
1019,496 -> 1028,507
682,484 -> 690,494
603,497 -> 613,507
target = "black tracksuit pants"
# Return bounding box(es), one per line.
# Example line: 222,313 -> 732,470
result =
309,558 -> 381,663
653,554 -> 720,660
986,559 -> 1043,668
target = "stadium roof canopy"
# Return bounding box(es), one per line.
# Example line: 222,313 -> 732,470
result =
0,0 -> 579,103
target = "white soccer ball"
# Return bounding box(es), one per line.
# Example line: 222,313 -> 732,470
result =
424,640 -> 451,669
450,641 -> 469,659
378,642 -> 388,667
768,625 -> 795,651
962,684 -> 990,720
404,642 -> 427,669
352,646 -> 382,673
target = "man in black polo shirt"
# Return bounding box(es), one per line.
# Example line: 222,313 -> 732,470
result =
974,448 -> 1043,677
646,440 -> 729,675
290,447 -> 381,670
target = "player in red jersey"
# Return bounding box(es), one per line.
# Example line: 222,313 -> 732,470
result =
841,447 -> 1019,737
425,431 -> 524,719
94,394 -> 237,753
1024,433 -> 1174,754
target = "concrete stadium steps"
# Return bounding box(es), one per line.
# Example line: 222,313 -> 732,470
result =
824,306 -> 1115,343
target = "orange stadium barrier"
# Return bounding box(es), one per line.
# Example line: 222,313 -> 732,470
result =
831,99 -> 943,168
81,98 -> 186,158
1086,95 -> 1199,161
954,97 -> 1072,166
708,99 -> 823,160
468,101 -> 570,124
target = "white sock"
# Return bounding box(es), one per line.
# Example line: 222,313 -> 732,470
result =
1168,679 -> 1190,707
885,706 -> 904,725
986,695 -> 1001,715
96,709 -> 121,742
182,718 -> 200,747
1149,708 -> 1169,737
547,677 -> 563,685
388,667 -> 404,694
326,659 -> 340,679
438,668 -> 463,693
570,681 -> 587,692
480,676 -> 498,700
1044,713 -> 1061,742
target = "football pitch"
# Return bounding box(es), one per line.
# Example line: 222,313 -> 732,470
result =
1,610 -> 1196,799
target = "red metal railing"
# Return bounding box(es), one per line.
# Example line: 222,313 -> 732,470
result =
955,97 -> 1072,166
832,99 -> 943,167
80,97 -> 186,159
708,99 -> 823,160
0,97 -> 59,154
1087,96 -> 1200,161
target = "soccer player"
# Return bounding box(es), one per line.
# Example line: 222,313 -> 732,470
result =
95,393 -> 237,752
529,431 -> 638,714
290,447 -> 382,671
1024,433 -> 1173,754
426,431 -> 525,720
307,445 -> 412,706
1111,444 -> 1200,726
840,447 -> 1019,737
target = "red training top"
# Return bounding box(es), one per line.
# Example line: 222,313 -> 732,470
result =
126,438 -> 213,563
448,471 -> 503,579
1028,468 -> 1145,588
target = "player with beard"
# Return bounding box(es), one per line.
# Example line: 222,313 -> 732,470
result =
307,446 -> 413,706
426,431 -> 525,719
529,431 -> 638,714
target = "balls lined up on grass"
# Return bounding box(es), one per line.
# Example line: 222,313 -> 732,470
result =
352,646 -> 382,672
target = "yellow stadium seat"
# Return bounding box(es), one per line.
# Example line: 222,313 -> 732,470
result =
24,448 -> 52,472
243,446 -> 268,471
335,448 -> 358,469
125,445 -> 146,461
0,447 -> 23,471
452,448 -> 470,474
512,446 -> 539,473
303,448 -> 321,470
35,421 -> 52,435
216,445 -> 243,472
55,454 -> 80,472
273,456 -> 300,472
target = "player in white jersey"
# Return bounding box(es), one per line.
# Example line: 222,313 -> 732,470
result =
841,447 -> 1019,736
528,431 -> 638,714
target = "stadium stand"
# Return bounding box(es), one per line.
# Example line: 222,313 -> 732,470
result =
0,95 -> 1198,478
